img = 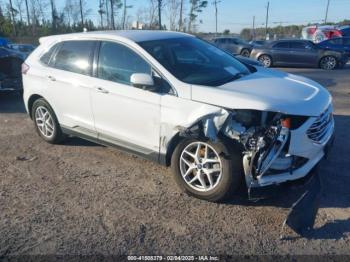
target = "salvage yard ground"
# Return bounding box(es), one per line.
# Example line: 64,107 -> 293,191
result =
0,66 -> 350,256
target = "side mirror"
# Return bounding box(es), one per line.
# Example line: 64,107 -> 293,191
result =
130,73 -> 154,90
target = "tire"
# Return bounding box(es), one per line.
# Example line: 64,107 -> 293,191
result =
319,56 -> 337,70
258,54 -> 273,68
31,98 -> 65,144
240,48 -> 251,57
171,138 -> 243,202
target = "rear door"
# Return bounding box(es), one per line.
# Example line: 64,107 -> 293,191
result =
44,40 -> 97,136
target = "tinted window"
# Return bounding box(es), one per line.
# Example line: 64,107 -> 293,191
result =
53,41 -> 94,75
40,43 -> 59,65
97,41 -> 151,85
273,42 -> 289,48
139,37 -> 250,87
343,38 -> 350,45
328,38 -> 343,45
290,42 -> 308,49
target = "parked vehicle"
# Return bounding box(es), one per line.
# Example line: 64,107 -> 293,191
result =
23,31 -> 334,202
8,44 -> 36,59
0,37 -> 10,47
317,37 -> 350,56
250,39 -> 348,70
212,37 -> 253,57
0,47 -> 23,93
234,54 -> 262,67
302,25 -> 350,43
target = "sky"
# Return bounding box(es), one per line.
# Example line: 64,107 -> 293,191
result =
61,0 -> 350,33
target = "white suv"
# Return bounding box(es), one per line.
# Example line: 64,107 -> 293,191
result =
23,31 -> 335,202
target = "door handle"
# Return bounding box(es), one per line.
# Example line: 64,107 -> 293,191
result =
47,75 -> 56,81
96,87 -> 109,94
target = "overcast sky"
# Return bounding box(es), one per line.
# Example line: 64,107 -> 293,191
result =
56,0 -> 350,33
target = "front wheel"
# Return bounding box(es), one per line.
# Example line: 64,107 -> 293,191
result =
171,139 -> 242,202
319,56 -> 337,70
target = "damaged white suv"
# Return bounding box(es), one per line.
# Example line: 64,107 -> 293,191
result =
23,31 -> 335,201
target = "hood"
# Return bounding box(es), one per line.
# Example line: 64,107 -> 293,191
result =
191,67 -> 331,117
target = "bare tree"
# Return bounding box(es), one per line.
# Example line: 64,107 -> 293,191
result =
98,0 -> 105,28
167,0 -> 181,31
14,0 -> 24,22
147,0 -> 157,28
9,0 -> 17,35
188,0 -> 207,32
178,0 -> 184,31
24,0 -> 30,25
50,0 -> 58,29
110,0 -> 122,30
79,0 -> 84,26
157,0 -> 163,29
122,0 -> 132,30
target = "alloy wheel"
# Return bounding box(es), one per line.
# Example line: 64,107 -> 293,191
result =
35,106 -> 55,138
259,55 -> 271,67
321,56 -> 337,70
179,142 -> 222,192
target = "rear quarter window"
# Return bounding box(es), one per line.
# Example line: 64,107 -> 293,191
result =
40,43 -> 59,65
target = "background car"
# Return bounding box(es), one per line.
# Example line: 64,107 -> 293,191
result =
302,25 -> 350,43
0,37 -> 10,47
8,44 -> 36,59
0,47 -> 23,93
250,39 -> 348,70
317,37 -> 350,56
249,40 -> 267,46
212,37 -> 253,57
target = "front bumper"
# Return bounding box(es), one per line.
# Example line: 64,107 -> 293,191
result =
247,107 -> 335,188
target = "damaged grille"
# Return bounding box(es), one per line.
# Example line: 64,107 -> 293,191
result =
307,106 -> 334,144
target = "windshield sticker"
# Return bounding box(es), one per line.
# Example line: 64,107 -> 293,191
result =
224,66 -> 240,75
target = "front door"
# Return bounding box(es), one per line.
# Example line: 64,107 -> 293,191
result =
90,41 -> 161,156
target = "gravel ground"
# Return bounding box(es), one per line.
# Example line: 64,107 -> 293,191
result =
0,66 -> 349,257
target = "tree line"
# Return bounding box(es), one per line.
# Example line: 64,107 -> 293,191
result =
0,0 -> 210,41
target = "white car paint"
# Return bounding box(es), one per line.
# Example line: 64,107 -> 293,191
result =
23,31 -> 334,188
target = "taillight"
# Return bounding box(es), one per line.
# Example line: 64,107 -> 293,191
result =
21,63 -> 30,74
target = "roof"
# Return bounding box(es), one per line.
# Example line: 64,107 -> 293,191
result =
40,30 -> 193,44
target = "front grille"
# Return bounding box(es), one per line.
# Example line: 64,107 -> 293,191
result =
307,106 -> 334,144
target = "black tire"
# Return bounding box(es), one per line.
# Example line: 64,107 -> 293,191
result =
171,138 -> 243,202
258,54 -> 273,68
319,56 -> 337,70
31,98 -> 65,144
240,48 -> 251,57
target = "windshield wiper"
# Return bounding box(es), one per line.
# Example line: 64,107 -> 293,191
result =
206,72 -> 247,86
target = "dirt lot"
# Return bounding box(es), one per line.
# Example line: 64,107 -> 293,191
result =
0,66 -> 349,257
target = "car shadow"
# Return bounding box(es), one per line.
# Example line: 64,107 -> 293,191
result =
0,92 -> 26,113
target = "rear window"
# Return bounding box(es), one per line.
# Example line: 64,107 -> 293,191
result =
53,40 -> 95,75
290,42 -> 308,49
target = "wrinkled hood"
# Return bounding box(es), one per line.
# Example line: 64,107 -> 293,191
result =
191,67 -> 331,116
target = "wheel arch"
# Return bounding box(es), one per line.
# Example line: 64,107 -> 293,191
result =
27,94 -> 44,119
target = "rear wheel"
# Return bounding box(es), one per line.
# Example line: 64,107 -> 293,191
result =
171,139 -> 242,202
240,48 -> 251,57
319,56 -> 337,70
32,98 -> 65,144
258,54 -> 273,68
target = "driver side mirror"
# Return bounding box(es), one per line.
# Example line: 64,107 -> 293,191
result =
130,73 -> 155,91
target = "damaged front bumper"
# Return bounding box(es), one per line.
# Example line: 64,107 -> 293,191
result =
245,106 -> 335,190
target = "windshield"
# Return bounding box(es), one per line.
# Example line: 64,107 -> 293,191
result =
138,37 -> 250,86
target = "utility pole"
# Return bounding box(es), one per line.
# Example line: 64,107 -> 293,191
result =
324,0 -> 330,24
252,15 -> 255,40
122,0 -> 127,29
213,0 -> 221,36
158,0 -> 162,30
9,0 -> 17,36
265,1 -> 269,40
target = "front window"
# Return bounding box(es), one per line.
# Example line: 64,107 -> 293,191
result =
138,37 -> 250,87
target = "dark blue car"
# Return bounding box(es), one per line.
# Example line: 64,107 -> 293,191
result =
317,37 -> 350,56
